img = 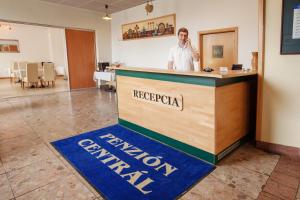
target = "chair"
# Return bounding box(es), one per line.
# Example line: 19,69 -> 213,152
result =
41,63 -> 56,87
22,63 -> 39,88
9,62 -> 19,83
18,62 -> 28,85
36,62 -> 44,78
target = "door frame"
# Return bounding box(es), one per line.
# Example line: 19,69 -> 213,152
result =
198,27 -> 238,70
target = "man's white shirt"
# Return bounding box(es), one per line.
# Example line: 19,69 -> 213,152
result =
168,44 -> 197,71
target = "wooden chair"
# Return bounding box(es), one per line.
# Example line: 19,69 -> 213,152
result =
18,61 -> 28,86
9,62 -> 19,83
22,63 -> 39,88
41,63 -> 56,87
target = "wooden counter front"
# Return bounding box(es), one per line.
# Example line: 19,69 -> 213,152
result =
114,67 -> 257,164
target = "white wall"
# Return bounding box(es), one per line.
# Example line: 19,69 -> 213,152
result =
111,0 -> 258,69
47,28 -> 68,76
260,0 -> 300,148
0,0 -> 111,63
0,23 -> 67,77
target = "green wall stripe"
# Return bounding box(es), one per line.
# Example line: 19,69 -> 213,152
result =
116,69 -> 257,87
118,118 -> 217,164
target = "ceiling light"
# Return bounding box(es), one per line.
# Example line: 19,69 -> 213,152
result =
102,4 -> 112,21
145,0 -> 153,15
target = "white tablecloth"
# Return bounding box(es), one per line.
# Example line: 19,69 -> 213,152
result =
93,71 -> 115,82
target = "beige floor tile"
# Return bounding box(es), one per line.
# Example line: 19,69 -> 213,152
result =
220,143 -> 280,176
0,134 -> 42,155
7,158 -> 71,197
211,164 -> 268,199
180,175 -> 253,200
1,143 -> 56,172
0,124 -> 35,141
0,174 -> 14,200
54,155 -> 101,198
16,174 -> 96,200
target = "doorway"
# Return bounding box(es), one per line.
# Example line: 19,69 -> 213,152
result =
65,29 -> 96,90
199,27 -> 238,71
0,22 -> 70,99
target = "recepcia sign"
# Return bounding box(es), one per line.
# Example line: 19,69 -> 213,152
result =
132,89 -> 183,111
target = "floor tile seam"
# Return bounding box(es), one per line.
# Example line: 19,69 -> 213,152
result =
263,179 -> 298,200
0,133 -> 38,143
260,191 -> 288,200
54,115 -> 76,129
233,163 -> 274,177
256,157 -> 282,199
3,165 -> 16,200
210,173 -> 256,200
0,156 -> 8,175
0,90 -> 70,101
1,152 -> 57,174
12,180 -> 58,199
269,172 -> 300,190
55,159 -> 101,198
218,163 -> 272,178
47,146 -> 101,198
297,186 -> 300,199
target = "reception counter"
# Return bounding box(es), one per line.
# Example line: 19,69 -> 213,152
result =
112,67 -> 257,164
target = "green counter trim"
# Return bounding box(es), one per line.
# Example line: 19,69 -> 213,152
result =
118,118 -> 250,164
116,69 -> 257,87
118,118 -> 217,164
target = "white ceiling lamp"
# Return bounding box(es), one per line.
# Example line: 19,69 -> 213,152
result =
102,4 -> 112,21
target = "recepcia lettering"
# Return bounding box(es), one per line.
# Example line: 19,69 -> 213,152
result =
132,89 -> 183,110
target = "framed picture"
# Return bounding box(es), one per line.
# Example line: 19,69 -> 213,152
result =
122,14 -> 176,40
0,39 -> 20,53
281,0 -> 300,54
212,45 -> 224,58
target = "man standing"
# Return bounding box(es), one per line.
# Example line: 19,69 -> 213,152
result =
168,27 -> 199,71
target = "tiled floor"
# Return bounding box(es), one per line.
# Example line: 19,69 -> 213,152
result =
0,89 -> 299,200
0,76 -> 69,99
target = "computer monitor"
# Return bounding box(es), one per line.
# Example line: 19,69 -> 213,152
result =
232,64 -> 243,70
98,62 -> 109,71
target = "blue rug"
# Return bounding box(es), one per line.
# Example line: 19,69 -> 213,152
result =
51,125 -> 215,200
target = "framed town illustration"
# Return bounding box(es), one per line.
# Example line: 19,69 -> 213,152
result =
122,14 -> 176,40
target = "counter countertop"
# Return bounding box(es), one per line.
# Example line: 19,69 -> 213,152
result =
109,66 -> 257,79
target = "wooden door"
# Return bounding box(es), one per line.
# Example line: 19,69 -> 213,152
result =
199,27 -> 238,71
65,29 -> 96,89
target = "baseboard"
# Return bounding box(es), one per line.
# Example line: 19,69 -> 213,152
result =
0,77 -> 10,79
256,141 -> 300,160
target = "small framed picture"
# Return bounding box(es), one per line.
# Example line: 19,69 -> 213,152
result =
212,45 -> 224,58
0,39 -> 20,53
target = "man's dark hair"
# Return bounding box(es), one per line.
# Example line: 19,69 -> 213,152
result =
177,27 -> 189,36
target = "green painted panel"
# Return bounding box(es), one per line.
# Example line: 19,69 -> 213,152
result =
118,118 -> 217,164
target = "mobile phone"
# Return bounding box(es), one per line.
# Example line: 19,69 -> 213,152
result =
184,38 -> 189,48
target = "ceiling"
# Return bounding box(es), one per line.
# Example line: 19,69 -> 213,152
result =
39,0 -> 149,14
